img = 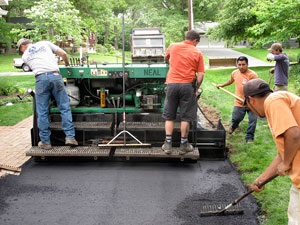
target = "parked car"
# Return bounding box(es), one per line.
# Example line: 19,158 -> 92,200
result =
13,58 -> 31,72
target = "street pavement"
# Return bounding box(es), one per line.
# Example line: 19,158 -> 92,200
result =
0,71 -> 33,76
199,47 -> 273,68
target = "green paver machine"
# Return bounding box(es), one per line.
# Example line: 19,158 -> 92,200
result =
26,28 -> 226,161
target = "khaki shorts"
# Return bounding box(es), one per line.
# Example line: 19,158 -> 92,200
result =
288,185 -> 300,225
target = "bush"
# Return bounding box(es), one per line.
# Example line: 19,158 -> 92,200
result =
0,78 -> 19,95
95,44 -> 108,54
289,64 -> 300,94
0,96 -> 32,106
104,44 -> 116,55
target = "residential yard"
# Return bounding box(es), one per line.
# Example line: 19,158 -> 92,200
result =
0,48 -> 300,224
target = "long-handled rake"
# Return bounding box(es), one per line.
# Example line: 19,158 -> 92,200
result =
199,173 -> 278,217
212,82 -> 244,103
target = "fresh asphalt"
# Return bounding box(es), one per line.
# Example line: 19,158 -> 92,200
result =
0,159 -> 259,225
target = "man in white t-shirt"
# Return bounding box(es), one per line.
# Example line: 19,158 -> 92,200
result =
17,38 -> 78,149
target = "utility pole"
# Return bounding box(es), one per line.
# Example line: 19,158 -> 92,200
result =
188,0 -> 194,30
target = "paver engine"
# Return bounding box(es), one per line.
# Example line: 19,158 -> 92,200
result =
26,28 -> 226,161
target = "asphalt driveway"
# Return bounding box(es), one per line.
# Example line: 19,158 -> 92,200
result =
0,159 -> 260,225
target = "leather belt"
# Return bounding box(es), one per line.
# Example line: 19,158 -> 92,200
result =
36,71 -> 59,77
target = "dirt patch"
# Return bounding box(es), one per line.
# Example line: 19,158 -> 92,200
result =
0,93 -> 20,101
198,101 -> 232,132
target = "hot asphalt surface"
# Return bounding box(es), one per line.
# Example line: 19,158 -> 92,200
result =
0,159 -> 259,225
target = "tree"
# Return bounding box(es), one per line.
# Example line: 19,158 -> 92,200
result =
125,0 -> 189,45
0,0 -> 35,52
207,0 -> 257,45
194,0 -> 222,22
248,0 -> 300,47
12,0 -> 86,45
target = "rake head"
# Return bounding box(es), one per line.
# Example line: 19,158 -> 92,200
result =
199,203 -> 244,217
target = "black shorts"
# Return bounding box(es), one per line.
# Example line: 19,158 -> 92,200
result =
162,83 -> 197,121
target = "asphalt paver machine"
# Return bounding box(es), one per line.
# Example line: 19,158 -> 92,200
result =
26,28 -> 226,161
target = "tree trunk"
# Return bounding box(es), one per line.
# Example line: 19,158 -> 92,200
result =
114,25 -> 118,50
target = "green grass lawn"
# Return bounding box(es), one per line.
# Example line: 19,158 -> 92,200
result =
0,75 -> 35,125
1,48 -> 299,224
233,47 -> 299,63
201,66 -> 291,224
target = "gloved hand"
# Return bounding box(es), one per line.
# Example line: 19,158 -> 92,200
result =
267,53 -> 275,61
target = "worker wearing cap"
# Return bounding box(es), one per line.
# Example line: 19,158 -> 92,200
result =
267,43 -> 289,91
243,78 -> 300,224
17,38 -> 78,149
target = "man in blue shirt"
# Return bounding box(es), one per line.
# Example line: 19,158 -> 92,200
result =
267,43 -> 289,91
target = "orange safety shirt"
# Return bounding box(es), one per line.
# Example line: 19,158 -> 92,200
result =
165,40 -> 205,84
264,92 -> 300,188
230,69 -> 258,107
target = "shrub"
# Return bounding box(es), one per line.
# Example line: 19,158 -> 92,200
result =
95,44 -> 108,54
289,64 -> 300,94
0,78 -> 19,96
0,96 -> 32,106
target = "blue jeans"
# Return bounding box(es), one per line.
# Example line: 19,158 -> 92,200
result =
35,73 -> 75,144
231,106 -> 257,141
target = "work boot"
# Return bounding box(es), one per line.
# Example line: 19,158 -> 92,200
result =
38,141 -> 53,150
162,141 -> 172,154
179,142 -> 194,155
65,138 -> 78,146
246,139 -> 254,144
228,126 -> 234,134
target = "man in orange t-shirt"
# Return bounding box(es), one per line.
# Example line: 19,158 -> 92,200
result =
216,56 -> 258,143
243,78 -> 300,224
162,30 -> 205,155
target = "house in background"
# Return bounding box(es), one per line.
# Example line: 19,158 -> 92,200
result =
195,21 -> 299,49
195,22 -> 227,48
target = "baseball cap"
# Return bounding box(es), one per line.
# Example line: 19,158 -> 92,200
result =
243,78 -> 272,105
268,43 -> 282,52
16,38 -> 31,55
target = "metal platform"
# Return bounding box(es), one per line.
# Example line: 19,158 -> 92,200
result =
114,147 -> 199,161
26,146 -> 111,157
50,122 -> 112,130
26,146 -> 199,161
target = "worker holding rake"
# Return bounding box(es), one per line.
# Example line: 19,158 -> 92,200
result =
215,56 -> 258,143
243,78 -> 300,225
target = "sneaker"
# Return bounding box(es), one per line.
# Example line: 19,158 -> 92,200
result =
246,139 -> 254,144
38,141 -> 52,150
162,141 -> 172,154
65,138 -> 78,146
228,126 -> 234,134
179,142 -> 194,155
